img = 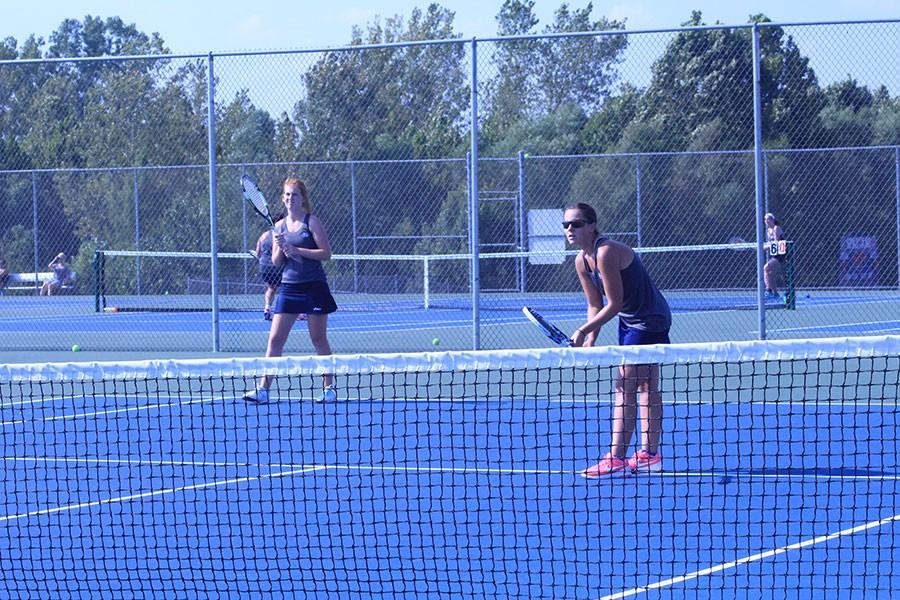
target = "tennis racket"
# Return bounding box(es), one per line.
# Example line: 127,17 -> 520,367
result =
522,306 -> 573,347
240,174 -> 276,230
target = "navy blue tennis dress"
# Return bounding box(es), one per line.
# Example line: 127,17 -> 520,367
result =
272,214 -> 338,315
584,236 -> 671,345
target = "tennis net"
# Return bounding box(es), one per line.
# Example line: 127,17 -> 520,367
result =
94,241 -> 796,314
2,335 -> 895,598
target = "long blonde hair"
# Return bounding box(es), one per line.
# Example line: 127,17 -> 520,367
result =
283,177 -> 312,213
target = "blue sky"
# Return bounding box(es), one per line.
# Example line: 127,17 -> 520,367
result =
3,1 -> 898,118
3,0 -> 898,54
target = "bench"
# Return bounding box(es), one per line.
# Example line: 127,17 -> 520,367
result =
3,272 -> 77,294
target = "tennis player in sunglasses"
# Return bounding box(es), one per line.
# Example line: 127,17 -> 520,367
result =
563,202 -> 671,478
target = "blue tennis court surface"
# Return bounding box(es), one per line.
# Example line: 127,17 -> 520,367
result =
772,319 -> 900,336
3,289 -> 900,355
2,371 -> 897,598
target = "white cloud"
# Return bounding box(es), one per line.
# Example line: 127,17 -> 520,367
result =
337,7 -> 383,25
235,14 -> 266,39
607,2 -> 660,30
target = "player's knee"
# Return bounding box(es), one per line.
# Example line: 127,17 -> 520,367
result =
637,380 -> 659,394
309,331 -> 330,351
615,375 -> 638,393
267,331 -> 289,354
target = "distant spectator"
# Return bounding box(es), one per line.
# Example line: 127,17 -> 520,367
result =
40,253 -> 74,296
0,257 -> 9,292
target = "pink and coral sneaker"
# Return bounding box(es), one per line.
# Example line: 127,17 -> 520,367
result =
582,453 -> 629,478
628,449 -> 662,473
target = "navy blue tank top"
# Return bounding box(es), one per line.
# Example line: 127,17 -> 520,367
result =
277,214 -> 327,284
583,236 -> 671,332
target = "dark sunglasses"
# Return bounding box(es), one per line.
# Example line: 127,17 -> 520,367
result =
562,219 -> 591,229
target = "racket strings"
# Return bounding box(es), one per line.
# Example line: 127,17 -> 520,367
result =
247,192 -> 269,217
523,307 -> 573,347
241,176 -> 274,224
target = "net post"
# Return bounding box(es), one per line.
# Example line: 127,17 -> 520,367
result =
785,241 -> 796,310
424,257 -> 430,309
517,150 -> 527,294
93,250 -> 104,312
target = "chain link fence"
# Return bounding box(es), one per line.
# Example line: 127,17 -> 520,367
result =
1,21 -> 899,353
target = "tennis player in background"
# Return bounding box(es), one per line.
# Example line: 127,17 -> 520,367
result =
254,212 -> 294,321
563,202 -> 672,478
764,212 -> 785,298
243,177 -> 338,404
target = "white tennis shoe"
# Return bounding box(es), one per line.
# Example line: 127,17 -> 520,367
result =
243,388 -> 269,404
317,386 -> 337,403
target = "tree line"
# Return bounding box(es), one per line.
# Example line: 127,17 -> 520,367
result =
1,4 -> 898,294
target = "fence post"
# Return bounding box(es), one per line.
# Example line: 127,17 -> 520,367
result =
469,38 -> 481,350
895,146 -> 899,290
134,169 -> 141,296
517,150 -> 526,293
752,25 -> 767,340
635,154 -> 643,247
31,171 -> 39,285
207,53 -> 220,351
241,172 -> 248,294
351,161 -> 358,293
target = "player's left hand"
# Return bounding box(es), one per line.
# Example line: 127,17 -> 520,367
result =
571,328 -> 586,347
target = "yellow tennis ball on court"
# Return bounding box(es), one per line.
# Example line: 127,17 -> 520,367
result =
71,344 -> 82,352
432,337 -> 440,347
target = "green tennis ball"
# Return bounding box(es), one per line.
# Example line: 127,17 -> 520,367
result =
432,337 -> 440,347
71,344 -> 82,352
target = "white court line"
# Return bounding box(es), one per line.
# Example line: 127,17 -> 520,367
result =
554,398 -> 900,407
1,457 -> 573,476
5,391 -> 897,412
0,394 -> 84,410
0,395 -> 224,427
600,511 -> 900,600
4,458 -> 898,481
327,464 -> 574,475
0,465 -> 324,523
645,470 -> 900,481
325,465 -> 900,480
767,319 -> 900,334
4,456 -> 290,469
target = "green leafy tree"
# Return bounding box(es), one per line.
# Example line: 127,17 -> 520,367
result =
768,77 -> 900,287
273,113 -> 300,163
292,2 -> 470,278
294,5 -> 467,161
637,11 -> 753,151
481,0 -> 542,142
217,90 -> 276,164
0,17 -> 208,281
483,1 -> 626,146
580,84 -> 641,153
